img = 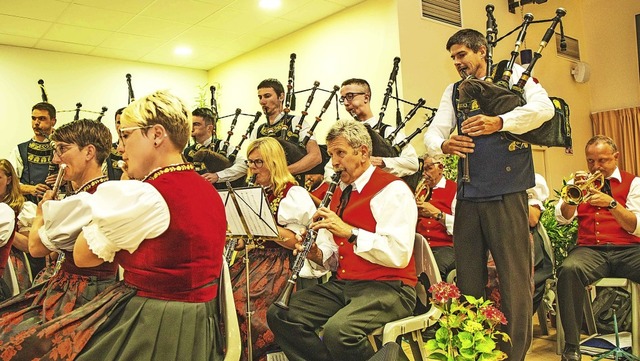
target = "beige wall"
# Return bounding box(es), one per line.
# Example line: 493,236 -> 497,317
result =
207,0 -> 400,147
0,45 -> 207,158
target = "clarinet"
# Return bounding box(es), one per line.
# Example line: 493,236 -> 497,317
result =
495,12 -> 534,89
38,79 -> 49,102
219,108 -> 241,155
512,8 -> 566,94
126,73 -> 135,104
274,170 -> 342,310
228,111 -> 261,162
484,5 -> 498,83
289,81 -> 320,144
300,85 -> 340,147
223,174 -> 257,264
375,57 -> 400,130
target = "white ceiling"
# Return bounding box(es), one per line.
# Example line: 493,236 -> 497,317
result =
0,0 -> 366,70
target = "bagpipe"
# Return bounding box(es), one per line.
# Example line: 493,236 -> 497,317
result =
456,5 -> 572,182
38,79 -> 109,122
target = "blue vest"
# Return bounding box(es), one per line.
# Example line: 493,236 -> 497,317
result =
18,140 -> 54,202
106,142 -> 124,181
452,81 -> 534,200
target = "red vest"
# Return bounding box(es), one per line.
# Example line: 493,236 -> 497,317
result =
416,179 -> 456,247
330,168 -> 417,286
0,221 -> 16,275
310,181 -> 329,202
576,171 -> 640,246
116,170 -> 226,302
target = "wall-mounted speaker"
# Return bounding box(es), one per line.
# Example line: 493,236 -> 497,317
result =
571,62 -> 591,83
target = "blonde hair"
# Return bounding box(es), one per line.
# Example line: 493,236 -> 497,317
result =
246,138 -> 297,195
0,159 -> 25,215
121,90 -> 191,150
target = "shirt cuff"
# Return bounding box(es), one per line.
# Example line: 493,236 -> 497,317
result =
83,223 -> 119,262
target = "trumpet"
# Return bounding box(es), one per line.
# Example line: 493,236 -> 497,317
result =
560,170 -> 604,205
414,176 -> 432,203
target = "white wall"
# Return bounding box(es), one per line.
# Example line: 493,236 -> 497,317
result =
0,45 -> 207,158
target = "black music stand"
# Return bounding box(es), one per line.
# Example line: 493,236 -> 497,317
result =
219,184 -> 279,361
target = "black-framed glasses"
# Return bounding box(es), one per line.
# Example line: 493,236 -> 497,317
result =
338,92 -> 366,104
118,125 -> 152,145
245,159 -> 264,168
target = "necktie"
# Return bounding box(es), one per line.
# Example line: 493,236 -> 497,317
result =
602,178 -> 612,196
337,185 -> 353,217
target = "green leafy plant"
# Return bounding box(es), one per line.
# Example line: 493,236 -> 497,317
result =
539,185 -> 578,268
441,154 -> 459,181
426,282 -> 510,361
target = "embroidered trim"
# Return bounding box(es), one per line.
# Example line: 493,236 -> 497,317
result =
142,163 -> 194,181
74,176 -> 108,194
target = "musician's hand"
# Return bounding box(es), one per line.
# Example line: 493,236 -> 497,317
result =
442,135 -> 474,158
461,115 -> 503,136
586,190 -> 614,209
417,201 -> 441,218
370,156 -> 386,168
311,207 -> 352,239
34,183 -> 52,198
202,172 -> 219,183
45,174 -> 58,187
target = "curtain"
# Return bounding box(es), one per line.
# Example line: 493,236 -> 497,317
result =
590,106 -> 640,175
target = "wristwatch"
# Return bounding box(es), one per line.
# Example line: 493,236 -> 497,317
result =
435,212 -> 444,221
608,199 -> 618,210
348,227 -> 359,244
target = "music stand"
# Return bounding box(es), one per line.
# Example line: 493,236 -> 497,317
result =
219,183 -> 279,361
591,305 -> 640,361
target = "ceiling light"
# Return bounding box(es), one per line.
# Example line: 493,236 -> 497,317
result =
174,46 -> 192,56
259,0 -> 281,10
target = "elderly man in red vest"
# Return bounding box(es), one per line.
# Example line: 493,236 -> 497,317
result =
555,135 -> 640,361
267,119 -> 417,361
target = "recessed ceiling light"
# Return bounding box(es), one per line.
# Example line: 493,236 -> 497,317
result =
259,0 -> 281,10
174,46 -> 192,56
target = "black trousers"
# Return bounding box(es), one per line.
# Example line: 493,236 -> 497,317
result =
267,279 -> 415,361
454,191 -> 532,361
557,245 -> 640,345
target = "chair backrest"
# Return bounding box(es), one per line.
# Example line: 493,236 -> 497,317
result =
220,258 -> 241,361
413,233 -> 443,307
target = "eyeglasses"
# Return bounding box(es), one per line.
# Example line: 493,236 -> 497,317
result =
118,125 -> 152,145
338,92 -> 366,104
52,143 -> 77,157
244,159 -> 264,168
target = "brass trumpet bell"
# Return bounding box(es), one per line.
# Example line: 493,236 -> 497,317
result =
560,170 -> 604,206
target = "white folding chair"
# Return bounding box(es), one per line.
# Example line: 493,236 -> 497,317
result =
220,259 -> 241,361
367,233 -> 443,360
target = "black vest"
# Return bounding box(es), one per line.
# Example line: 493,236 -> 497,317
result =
18,139 -> 54,203
106,142 -> 124,180
452,81 -> 534,200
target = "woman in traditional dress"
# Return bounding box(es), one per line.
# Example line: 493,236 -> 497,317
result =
230,136 -> 319,361
0,90 -> 226,361
0,159 -> 23,300
0,120 -> 117,321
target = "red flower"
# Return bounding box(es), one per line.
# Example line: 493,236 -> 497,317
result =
428,281 -> 461,303
480,304 -> 508,325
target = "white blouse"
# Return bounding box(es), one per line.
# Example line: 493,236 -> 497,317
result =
0,203 -> 15,247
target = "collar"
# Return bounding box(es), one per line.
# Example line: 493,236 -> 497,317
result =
362,117 -> 376,127
608,167 -> 622,183
341,164 -> 376,193
433,176 -> 446,189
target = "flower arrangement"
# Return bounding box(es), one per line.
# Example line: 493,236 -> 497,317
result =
426,282 -> 510,361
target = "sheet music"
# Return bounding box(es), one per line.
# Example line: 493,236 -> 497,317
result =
218,186 -> 279,239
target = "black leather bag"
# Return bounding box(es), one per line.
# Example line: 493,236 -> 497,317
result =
507,97 -> 573,149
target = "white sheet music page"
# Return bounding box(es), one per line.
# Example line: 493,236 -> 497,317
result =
218,186 -> 278,239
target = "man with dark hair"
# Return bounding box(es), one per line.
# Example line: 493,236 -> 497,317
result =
105,107 -> 125,180
183,107 -> 247,188
268,119 -> 417,361
8,102 -> 58,203
423,28 -> 554,360
254,78 -> 322,177
555,135 -> 640,361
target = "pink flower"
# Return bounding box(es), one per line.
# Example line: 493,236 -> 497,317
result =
428,281 -> 461,303
480,304 -> 508,325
